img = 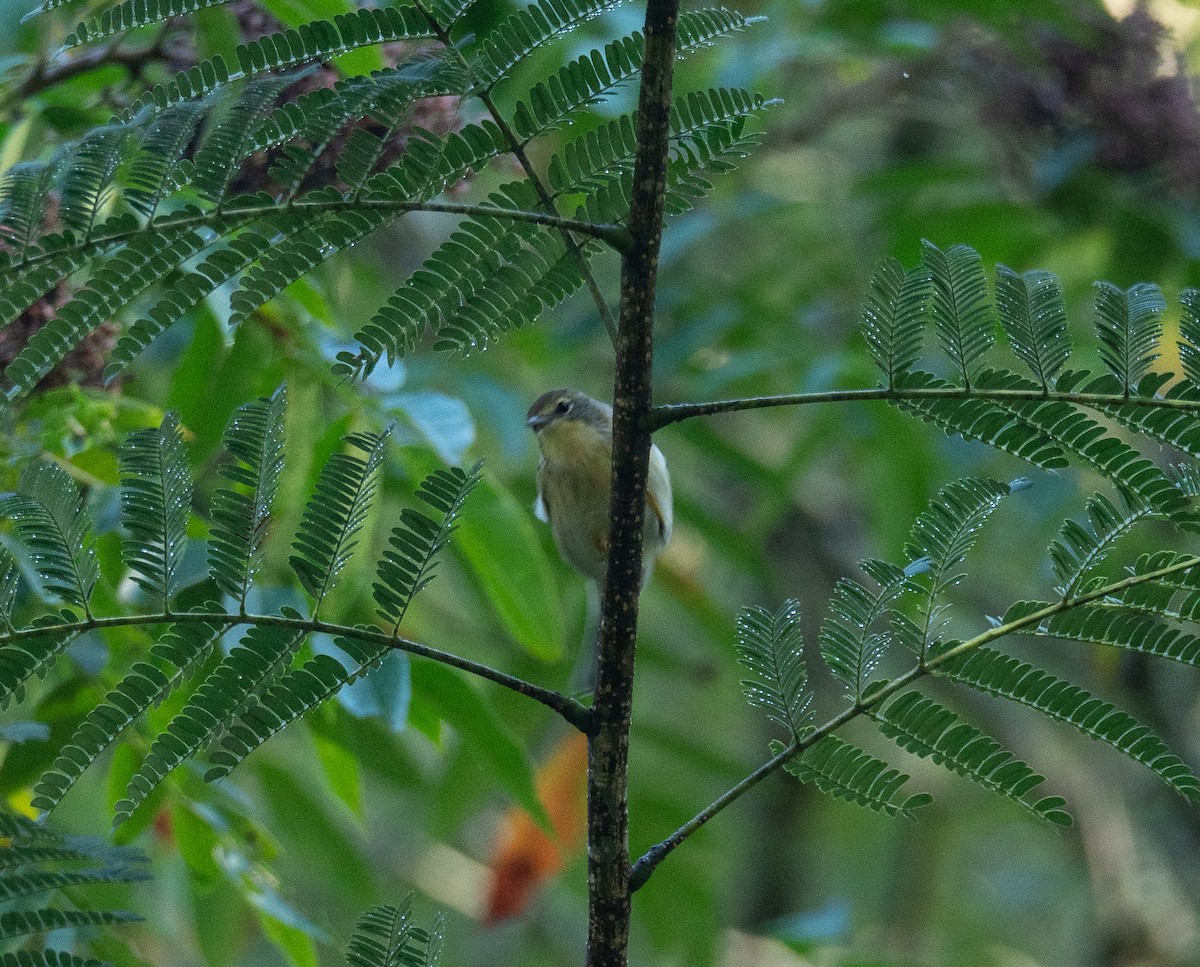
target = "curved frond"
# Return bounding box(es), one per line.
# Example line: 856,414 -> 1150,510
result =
0,909 -> 140,939
779,736 -> 931,818
820,559 -> 907,699
206,466 -> 481,780
1093,281 -> 1164,394
876,690 -> 1071,825
208,389 -> 288,606
1049,491 -> 1154,598
0,162 -> 57,255
1181,288 -> 1200,384
938,644 -> 1200,799
31,617 -> 226,814
473,0 -> 629,93
922,241 -> 994,385
374,464 -> 481,630
118,413 -> 193,607
860,257 -> 930,388
0,463 -> 98,610
0,621 -> 80,711
511,9 -> 758,143
192,75 -> 295,204
58,124 -> 134,236
124,101 -> 208,217
290,429 -> 392,612
995,265 -> 1069,389
735,601 -> 811,739
905,477 -> 1010,594
1038,605 -> 1200,668
346,897 -> 444,967
4,228 -> 214,403
117,10 -> 438,123
115,621 -> 307,826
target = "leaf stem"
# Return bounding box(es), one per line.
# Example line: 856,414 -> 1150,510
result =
0,609 -> 592,731
411,0 -> 621,344
649,385 -> 1200,429
0,199 -> 627,282
629,552 -> 1200,890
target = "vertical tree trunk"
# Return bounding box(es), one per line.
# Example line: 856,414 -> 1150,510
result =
586,0 -> 681,964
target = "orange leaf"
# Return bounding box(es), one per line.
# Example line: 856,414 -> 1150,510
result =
485,731 -> 588,924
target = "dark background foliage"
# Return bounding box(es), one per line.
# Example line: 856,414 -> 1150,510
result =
1,1 -> 1199,965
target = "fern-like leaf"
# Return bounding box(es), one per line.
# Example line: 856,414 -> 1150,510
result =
1093,281 -> 1165,394
923,241 -> 994,386
511,9 -> 758,143
473,0 -> 629,92
1037,605 -> 1200,668
346,897 -> 444,967
1048,491 -> 1154,598
115,621 -> 306,826
4,228 -> 214,403
375,465 -> 481,631
1181,289 -> 1200,385
0,909 -> 140,939
735,601 -> 812,739
207,467 -> 481,780
0,463 -> 98,610
820,559 -> 906,699
208,389 -> 288,606
32,617 -> 226,814
876,691 -> 1071,825
0,620 -> 79,711
779,736 -> 931,818
290,429 -> 391,613
860,257 -> 930,387
995,265 -> 1069,389
938,644 -> 1200,799
118,413 -> 192,608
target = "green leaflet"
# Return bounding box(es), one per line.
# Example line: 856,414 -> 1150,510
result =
820,559 -> 907,699
115,621 -> 308,827
860,256 -> 930,387
345,897 -> 444,967
0,463 -> 98,609
117,413 -> 193,608
994,264 -> 1069,389
923,241 -> 994,386
937,645 -> 1200,800
31,617 -> 226,814
779,736 -> 931,818
735,601 -> 811,740
876,691 -> 1071,825
289,429 -> 392,612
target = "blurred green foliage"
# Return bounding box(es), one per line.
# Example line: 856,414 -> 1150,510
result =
1,1 -> 1199,966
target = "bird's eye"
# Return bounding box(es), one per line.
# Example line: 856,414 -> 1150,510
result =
554,399 -> 572,415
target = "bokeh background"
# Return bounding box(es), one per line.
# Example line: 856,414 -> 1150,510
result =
2,0 -> 1200,964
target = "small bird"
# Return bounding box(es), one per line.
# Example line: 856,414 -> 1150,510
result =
527,388 -> 672,587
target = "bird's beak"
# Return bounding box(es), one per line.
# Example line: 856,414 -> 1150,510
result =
527,413 -> 549,431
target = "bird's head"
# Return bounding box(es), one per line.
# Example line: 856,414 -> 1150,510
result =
526,389 -> 612,435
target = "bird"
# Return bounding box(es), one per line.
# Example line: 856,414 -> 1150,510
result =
527,388 -> 672,587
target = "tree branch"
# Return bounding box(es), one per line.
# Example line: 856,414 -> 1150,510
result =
0,609 -> 592,731
0,199 -> 630,281
629,552 -> 1200,890
649,385 -> 1200,429
587,0 -> 681,962
11,31 -> 173,104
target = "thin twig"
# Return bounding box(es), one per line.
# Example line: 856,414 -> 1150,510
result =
629,552 -> 1200,890
0,198 -> 629,280
0,609 -> 593,731
649,386 -> 1200,429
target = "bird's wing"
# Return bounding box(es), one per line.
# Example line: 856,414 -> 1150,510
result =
646,443 -> 673,542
